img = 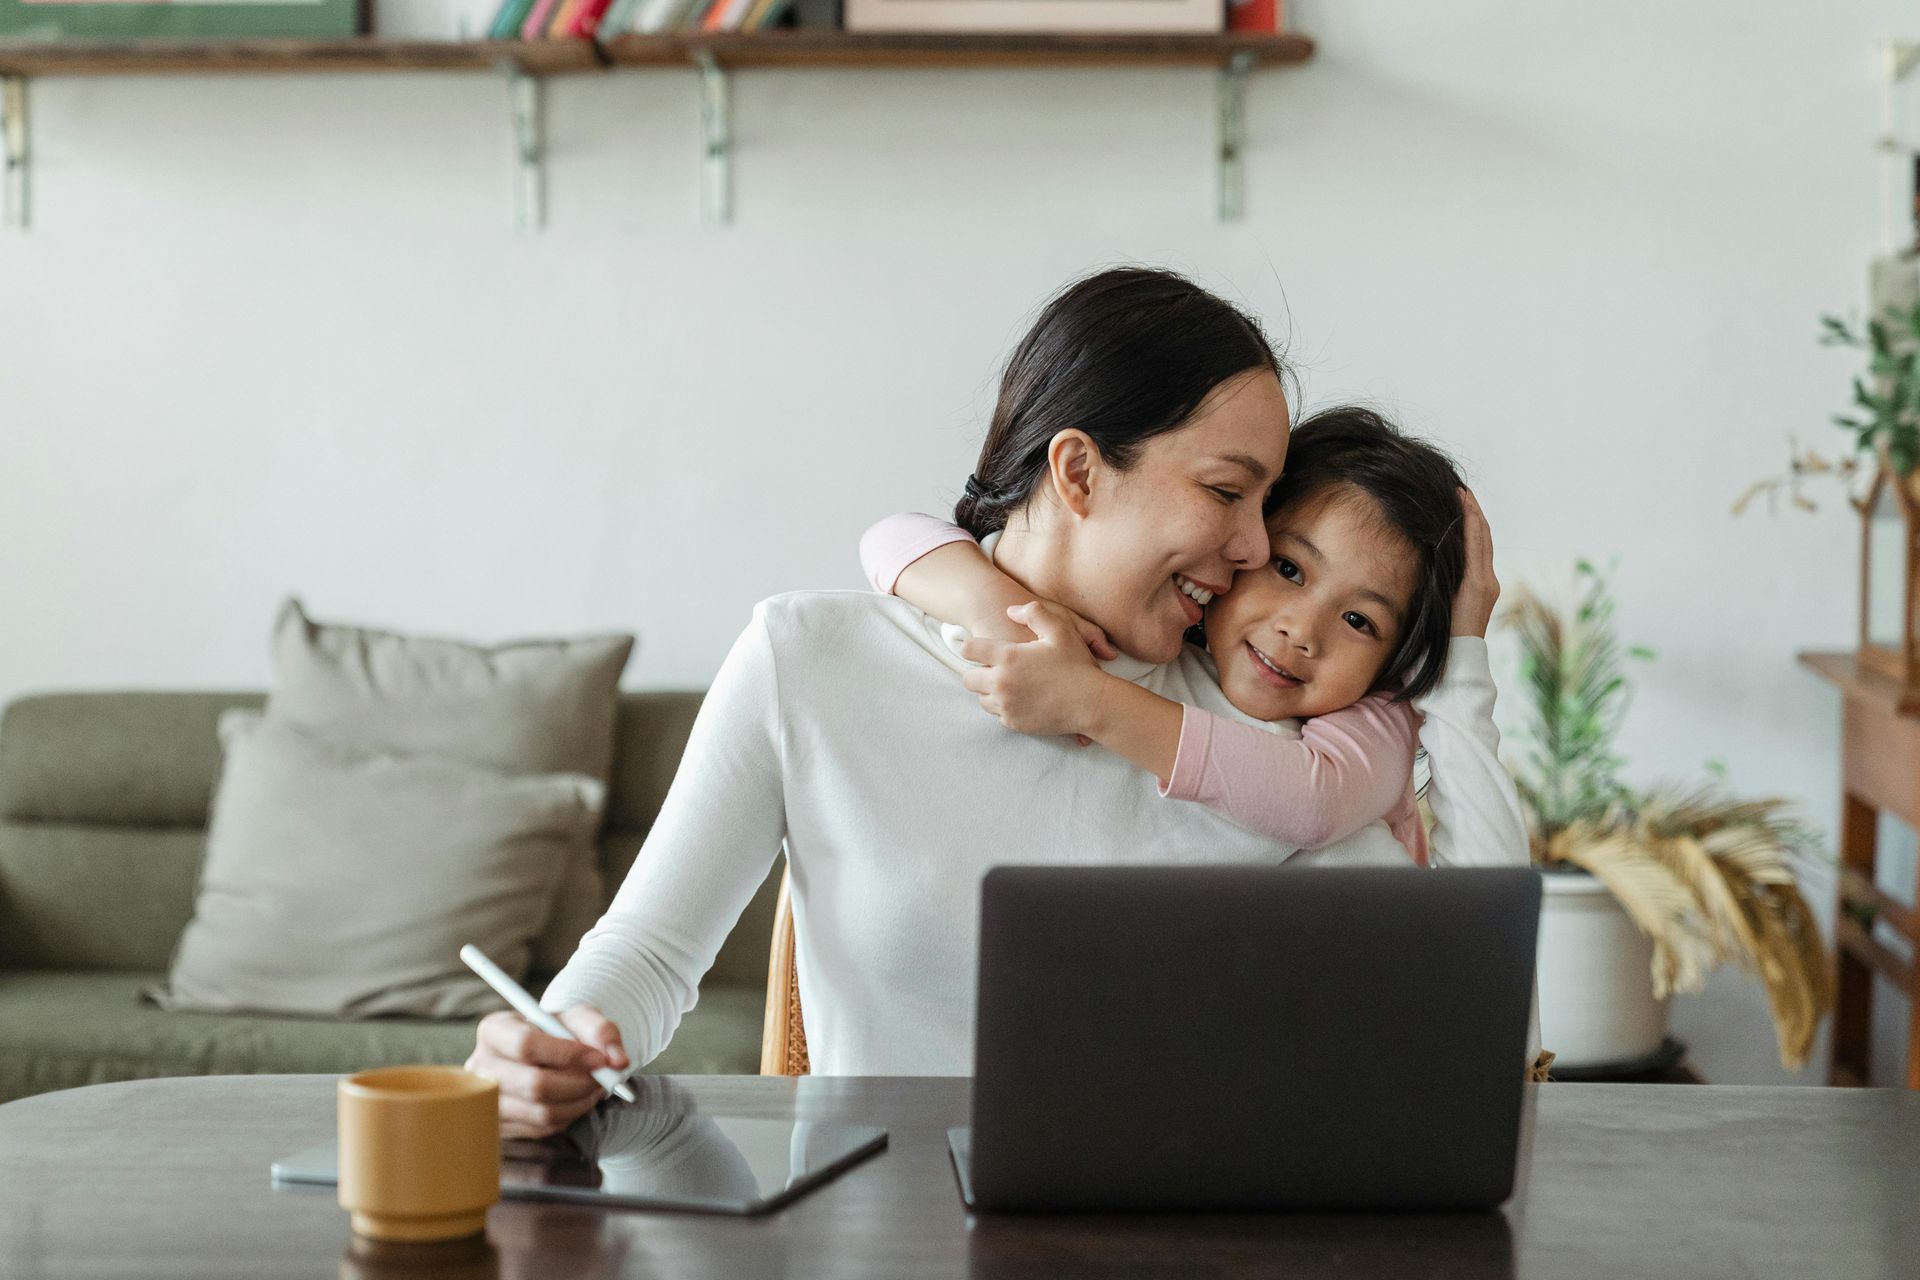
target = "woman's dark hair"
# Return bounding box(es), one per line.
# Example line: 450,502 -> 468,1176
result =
954,267 -> 1288,538
1263,406 -> 1467,703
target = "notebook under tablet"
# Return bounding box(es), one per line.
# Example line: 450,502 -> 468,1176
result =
274,1106 -> 886,1216
948,865 -> 1541,1212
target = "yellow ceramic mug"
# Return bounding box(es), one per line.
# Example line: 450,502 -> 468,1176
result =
337,1066 -> 501,1242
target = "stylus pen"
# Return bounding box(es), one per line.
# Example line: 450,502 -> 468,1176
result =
459,944 -> 637,1104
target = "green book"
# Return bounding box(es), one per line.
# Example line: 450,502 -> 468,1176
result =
746,0 -> 795,28
488,0 -> 540,39
598,0 -> 645,34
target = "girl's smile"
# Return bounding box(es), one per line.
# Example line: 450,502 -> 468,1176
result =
1243,640 -> 1304,689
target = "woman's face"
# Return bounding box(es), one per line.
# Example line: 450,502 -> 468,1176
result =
1203,486 -> 1416,720
1071,369 -> 1290,664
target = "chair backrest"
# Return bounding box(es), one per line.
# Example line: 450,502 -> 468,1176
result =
759,865 -> 811,1075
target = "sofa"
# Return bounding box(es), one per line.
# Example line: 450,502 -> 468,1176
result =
0,689 -> 783,1105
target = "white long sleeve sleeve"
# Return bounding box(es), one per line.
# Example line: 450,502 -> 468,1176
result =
1413,637 -> 1529,869
1410,636 -> 1541,1067
539,606 -> 789,1071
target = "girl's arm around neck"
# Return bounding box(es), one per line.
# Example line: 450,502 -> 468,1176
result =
1157,695 -> 1417,850
1080,677 -> 1186,783
859,512 -> 977,594
859,513 -> 1033,643
860,512 -> 1116,657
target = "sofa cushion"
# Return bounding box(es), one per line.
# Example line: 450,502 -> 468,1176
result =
269,598 -> 634,783
268,599 -> 633,973
0,692 -> 264,827
0,825 -> 206,971
0,971 -> 764,1105
150,713 -> 602,1020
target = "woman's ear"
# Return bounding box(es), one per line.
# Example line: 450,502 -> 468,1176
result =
1044,429 -> 1102,520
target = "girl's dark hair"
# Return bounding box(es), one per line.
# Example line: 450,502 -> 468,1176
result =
1264,406 -> 1467,703
954,267 -> 1288,538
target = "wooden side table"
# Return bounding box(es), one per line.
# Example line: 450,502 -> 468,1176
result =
1800,651 -> 1920,1088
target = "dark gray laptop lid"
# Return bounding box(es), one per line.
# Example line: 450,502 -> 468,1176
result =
964,865 -> 1541,1211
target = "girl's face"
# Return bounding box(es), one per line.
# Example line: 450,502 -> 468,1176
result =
1203,486 -> 1417,721
1065,369 -> 1290,663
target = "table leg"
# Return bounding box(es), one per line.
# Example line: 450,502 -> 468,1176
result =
1832,792 -> 1878,1087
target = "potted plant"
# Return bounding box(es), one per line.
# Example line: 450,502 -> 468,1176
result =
1503,564 -> 1832,1071
1734,299 -> 1920,516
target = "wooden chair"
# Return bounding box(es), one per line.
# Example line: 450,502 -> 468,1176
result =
759,865 -> 810,1076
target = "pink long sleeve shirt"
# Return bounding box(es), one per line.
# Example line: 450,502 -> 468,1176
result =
858,512 -> 1429,864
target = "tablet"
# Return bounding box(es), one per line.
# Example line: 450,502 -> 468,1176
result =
272,1104 -> 887,1216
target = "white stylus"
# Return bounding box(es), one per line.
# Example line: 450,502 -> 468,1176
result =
460,944 -> 636,1104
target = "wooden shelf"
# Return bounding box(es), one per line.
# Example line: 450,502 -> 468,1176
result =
0,31 -> 1311,78
605,31 -> 1313,69
0,29 -> 1311,231
0,38 -> 602,77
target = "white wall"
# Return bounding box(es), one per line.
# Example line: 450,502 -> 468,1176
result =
5,0 -> 1916,1083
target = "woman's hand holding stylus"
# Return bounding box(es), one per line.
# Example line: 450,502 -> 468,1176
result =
467,1005 -> 630,1139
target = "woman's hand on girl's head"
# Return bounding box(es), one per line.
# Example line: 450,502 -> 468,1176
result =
1451,488 -> 1499,638
959,602 -> 1113,739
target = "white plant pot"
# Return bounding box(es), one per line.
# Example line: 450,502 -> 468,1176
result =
1536,870 -> 1671,1068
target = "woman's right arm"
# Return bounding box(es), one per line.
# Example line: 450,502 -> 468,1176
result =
466,605 -> 789,1137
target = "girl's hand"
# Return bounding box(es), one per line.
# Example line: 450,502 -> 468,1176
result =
959,601 -> 1111,739
1452,488 -> 1499,638
967,599 -> 1119,661
466,1004 -> 629,1139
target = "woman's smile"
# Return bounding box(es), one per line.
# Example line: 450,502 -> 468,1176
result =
1173,573 -> 1221,627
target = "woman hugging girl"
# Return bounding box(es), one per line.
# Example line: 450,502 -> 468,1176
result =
861,408 -> 1516,868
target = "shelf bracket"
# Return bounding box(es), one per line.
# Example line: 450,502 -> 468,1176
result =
499,62 -> 544,234
694,50 -> 732,229
1216,51 -> 1255,223
2,76 -> 27,232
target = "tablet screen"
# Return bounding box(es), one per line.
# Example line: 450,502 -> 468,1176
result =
272,1105 -> 888,1216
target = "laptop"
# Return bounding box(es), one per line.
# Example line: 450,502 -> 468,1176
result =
948,864 -> 1541,1212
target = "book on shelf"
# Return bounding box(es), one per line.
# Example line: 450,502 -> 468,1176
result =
1226,0 -> 1282,32
593,0 -> 639,33
487,0 -> 538,38
789,0 -> 838,28
742,0 -> 794,30
518,0 -> 564,39
846,0 -> 1219,32
545,0 -> 588,35
563,0 -> 617,36
699,0 -> 744,31
491,0 -> 795,37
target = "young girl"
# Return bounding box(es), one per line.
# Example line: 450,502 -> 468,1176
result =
861,406 -> 1499,864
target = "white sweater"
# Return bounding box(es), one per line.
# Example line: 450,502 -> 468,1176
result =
541,591 -> 1530,1076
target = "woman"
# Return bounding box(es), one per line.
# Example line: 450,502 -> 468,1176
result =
468,268 -> 1525,1138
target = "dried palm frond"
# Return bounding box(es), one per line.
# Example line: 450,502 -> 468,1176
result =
1545,789 -> 1833,1069
1506,568 -> 1834,1070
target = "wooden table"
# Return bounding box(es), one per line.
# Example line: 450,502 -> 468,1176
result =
1801,650 -> 1920,1088
2,1074 -> 1916,1279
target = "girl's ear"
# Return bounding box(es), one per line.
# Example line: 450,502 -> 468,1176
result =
1044,429 -> 1102,520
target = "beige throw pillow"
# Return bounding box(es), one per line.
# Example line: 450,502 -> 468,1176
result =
267,598 -> 633,972
147,712 -> 605,1019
